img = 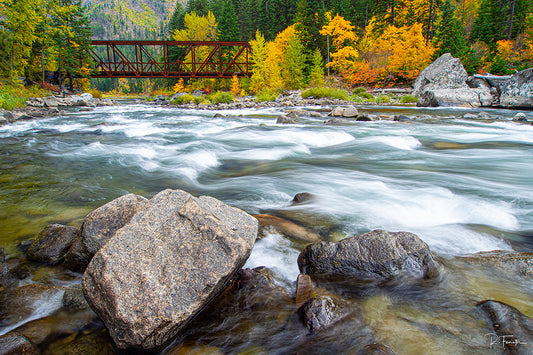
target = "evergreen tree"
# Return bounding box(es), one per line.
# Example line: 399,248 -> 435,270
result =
308,48 -> 324,87
280,29 -> 306,89
295,0 -> 327,57
186,0 -> 210,17
168,2 -> 186,36
212,0 -> 239,41
433,0 -> 468,58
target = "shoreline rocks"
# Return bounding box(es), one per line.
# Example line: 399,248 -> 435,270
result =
82,189 -> 258,350
415,53 -> 533,109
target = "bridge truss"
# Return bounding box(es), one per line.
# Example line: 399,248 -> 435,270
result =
89,40 -> 251,79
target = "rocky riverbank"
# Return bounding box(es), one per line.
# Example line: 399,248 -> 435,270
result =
0,93 -> 115,125
1,189 -> 532,354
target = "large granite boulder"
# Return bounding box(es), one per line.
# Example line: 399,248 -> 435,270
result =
298,230 -> 440,283
82,189 -> 258,350
26,224 -> 80,265
414,53 -> 492,107
496,68 -> 533,109
417,87 -> 492,107
72,193 -> 147,270
413,53 -> 469,96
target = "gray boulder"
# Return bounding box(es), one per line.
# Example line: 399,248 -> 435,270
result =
82,189 -> 258,350
413,53 -> 469,96
276,115 -> 299,124
330,105 -> 359,118
80,193 -> 147,266
298,294 -> 358,333
26,224 -> 80,265
298,230 -> 440,282
417,87 -> 491,107
497,68 -> 533,109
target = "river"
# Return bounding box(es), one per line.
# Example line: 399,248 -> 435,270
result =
0,103 -> 532,353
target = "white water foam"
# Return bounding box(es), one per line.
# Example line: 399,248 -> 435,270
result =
0,288 -> 64,336
244,231 -> 301,282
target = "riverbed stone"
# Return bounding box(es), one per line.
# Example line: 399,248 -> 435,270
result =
62,284 -> 89,310
292,192 -> 316,204
512,112 -> 528,122
82,189 -> 258,350
0,333 -> 38,355
298,293 -> 357,333
476,300 -> 533,354
276,115 -> 299,124
458,250 -> 533,279
80,193 -> 148,267
64,239 -> 85,272
43,329 -> 113,355
254,214 -> 321,242
298,230 -> 440,283
26,224 -> 80,265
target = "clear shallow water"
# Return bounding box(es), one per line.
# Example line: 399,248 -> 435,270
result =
1,104 -> 532,352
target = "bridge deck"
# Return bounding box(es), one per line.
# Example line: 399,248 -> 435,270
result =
89,40 -> 251,79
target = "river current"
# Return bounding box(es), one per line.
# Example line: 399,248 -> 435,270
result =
0,103 -> 532,353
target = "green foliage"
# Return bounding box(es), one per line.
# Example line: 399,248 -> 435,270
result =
208,91 -> 234,104
254,89 -> 278,102
399,94 -> 418,103
354,91 -> 374,100
375,94 -> 390,103
301,87 -> 349,100
308,48 -> 324,87
170,93 -> 206,105
433,0 -> 469,59
281,31 -> 306,90
0,82 -> 51,110
352,87 -> 367,95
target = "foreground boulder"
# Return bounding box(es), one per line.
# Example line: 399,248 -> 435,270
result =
82,189 -> 258,350
67,193 -> 147,271
26,224 -> 80,265
298,230 -> 440,283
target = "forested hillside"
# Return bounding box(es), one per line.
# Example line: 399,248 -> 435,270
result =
82,0 -> 185,39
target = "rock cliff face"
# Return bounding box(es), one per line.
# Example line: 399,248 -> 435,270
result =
82,189 -> 258,350
415,53 -> 532,109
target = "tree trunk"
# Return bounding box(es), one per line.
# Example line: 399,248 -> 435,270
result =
508,0 -> 516,40
427,0 -> 434,43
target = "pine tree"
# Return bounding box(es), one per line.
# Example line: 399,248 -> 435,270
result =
280,27 -> 306,89
308,48 -> 324,87
213,0 -> 239,41
294,0 -> 327,58
186,0 -> 210,16
433,0 -> 468,58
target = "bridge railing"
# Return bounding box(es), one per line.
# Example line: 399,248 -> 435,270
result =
89,40 -> 251,79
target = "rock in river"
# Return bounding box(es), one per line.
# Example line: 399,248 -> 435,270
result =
82,189 -> 258,350
26,224 -> 80,265
74,193 -> 147,270
298,230 -> 440,283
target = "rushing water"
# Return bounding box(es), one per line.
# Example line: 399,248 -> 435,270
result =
1,104 -> 532,353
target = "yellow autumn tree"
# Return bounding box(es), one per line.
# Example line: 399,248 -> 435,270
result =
320,14 -> 359,74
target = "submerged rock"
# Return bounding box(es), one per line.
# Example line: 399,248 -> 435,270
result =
356,343 -> 396,355
295,273 -> 313,308
82,189 -> 258,350
292,192 -> 316,204
476,300 -> 533,354
298,294 -> 358,333
254,214 -> 321,242
43,329 -> 113,355
0,333 -> 37,355
298,230 -> 440,283
276,115 -> 299,124
77,193 -> 147,270
26,224 -> 80,265
458,250 -> 533,279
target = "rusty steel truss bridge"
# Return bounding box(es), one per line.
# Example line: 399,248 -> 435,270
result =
88,40 -> 251,79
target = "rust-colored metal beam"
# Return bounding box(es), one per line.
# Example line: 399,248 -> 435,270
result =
88,40 -> 251,79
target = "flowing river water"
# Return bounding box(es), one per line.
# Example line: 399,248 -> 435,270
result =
0,103 -> 532,354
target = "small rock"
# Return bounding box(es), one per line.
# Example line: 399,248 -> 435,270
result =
512,112 -> 528,122
42,329 -> 113,355
463,113 -> 478,119
26,224 -> 80,265
298,294 -> 359,333
324,118 -> 350,125
295,274 -> 313,308
276,115 -> 298,124
213,113 -> 225,118
394,115 -> 411,122
342,106 -> 359,118
254,214 -> 321,242
62,284 -> 89,310
458,250 -> 533,279
0,333 -> 38,355
357,114 -> 374,121
292,192 -> 315,204
329,106 -> 345,117
64,239 -> 85,272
